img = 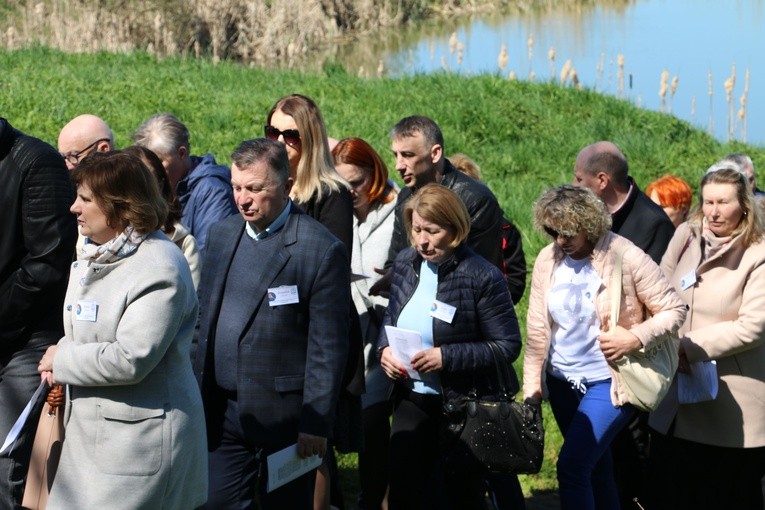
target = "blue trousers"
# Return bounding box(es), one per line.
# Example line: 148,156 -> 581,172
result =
547,375 -> 636,510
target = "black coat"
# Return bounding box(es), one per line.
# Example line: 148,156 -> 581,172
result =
378,245 -> 522,399
612,178 -> 675,263
0,118 -> 77,354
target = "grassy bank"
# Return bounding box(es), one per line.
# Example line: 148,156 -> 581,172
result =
2,47 -> 763,503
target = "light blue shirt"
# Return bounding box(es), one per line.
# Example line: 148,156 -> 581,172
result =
245,200 -> 291,240
397,260 -> 440,395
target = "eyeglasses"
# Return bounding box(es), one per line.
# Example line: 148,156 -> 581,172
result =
544,226 -> 575,239
264,125 -> 300,148
61,138 -> 110,166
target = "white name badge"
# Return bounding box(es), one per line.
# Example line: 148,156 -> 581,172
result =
680,270 -> 697,291
430,300 -> 456,324
267,285 -> 300,306
76,300 -> 98,322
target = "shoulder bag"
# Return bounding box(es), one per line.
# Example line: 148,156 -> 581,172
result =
610,249 -> 679,412
440,341 -> 544,475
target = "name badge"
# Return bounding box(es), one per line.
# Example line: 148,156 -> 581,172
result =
430,300 -> 456,324
680,270 -> 697,291
76,300 -> 98,322
267,285 -> 299,306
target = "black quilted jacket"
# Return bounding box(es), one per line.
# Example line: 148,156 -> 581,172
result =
378,244 -> 522,398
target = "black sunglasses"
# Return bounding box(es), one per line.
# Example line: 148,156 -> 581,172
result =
264,125 -> 301,148
543,226 -> 574,239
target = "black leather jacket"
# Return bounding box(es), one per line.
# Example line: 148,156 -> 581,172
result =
0,118 -> 77,354
386,160 -> 504,271
378,245 -> 522,398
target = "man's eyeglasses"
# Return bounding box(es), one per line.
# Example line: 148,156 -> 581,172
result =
544,226 -> 575,239
61,138 -> 110,166
264,125 -> 301,149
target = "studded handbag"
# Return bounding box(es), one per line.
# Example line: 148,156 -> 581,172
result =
440,341 -> 544,475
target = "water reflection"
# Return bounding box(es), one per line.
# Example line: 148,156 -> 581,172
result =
296,0 -> 764,146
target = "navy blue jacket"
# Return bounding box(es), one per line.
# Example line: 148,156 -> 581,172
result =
378,245 -> 522,398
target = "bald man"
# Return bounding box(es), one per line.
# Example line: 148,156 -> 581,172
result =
572,141 -> 674,263
58,114 -> 114,170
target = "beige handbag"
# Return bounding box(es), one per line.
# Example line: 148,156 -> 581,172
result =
609,250 -> 679,412
22,385 -> 64,510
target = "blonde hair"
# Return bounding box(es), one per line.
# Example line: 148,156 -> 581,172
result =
533,185 -> 612,244
267,94 -> 347,204
690,167 -> 764,246
403,184 -> 470,249
450,153 -> 482,181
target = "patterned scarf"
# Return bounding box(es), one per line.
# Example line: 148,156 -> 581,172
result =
80,225 -> 147,264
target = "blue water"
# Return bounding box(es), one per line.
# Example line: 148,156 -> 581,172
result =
381,0 -> 764,146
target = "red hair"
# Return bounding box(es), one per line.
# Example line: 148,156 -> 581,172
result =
646,174 -> 692,211
332,137 -> 395,205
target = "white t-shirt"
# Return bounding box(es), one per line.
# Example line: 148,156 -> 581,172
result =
547,255 -> 611,390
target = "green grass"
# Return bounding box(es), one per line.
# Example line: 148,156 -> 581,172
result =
2,46 -> 763,505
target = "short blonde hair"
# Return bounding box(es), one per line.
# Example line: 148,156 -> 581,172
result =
450,153 -> 482,181
533,185 -> 611,244
403,184 -> 470,249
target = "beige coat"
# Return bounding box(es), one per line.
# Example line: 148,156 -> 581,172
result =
649,222 -> 765,448
524,232 -> 686,406
48,232 -> 208,510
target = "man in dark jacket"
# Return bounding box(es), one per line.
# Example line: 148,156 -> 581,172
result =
370,115 -> 504,296
572,140 -> 674,509
133,113 -> 238,257
0,118 -> 77,509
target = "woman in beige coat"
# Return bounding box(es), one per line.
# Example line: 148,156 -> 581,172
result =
524,185 -> 685,510
647,166 -> 765,510
37,151 -> 207,509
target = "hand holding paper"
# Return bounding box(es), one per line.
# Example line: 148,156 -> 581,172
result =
383,326 -> 423,380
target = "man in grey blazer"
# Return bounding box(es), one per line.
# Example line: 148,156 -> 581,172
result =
193,138 -> 350,509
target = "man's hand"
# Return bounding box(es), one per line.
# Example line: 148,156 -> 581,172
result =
368,267 -> 391,298
599,325 -> 642,362
411,347 -> 442,373
297,432 -> 327,459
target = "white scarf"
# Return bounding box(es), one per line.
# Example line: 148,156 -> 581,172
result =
80,225 -> 147,264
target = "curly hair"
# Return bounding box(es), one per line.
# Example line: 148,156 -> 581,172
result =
72,151 -> 167,235
533,185 -> 612,244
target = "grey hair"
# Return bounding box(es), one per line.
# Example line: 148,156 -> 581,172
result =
231,138 -> 291,185
133,113 -> 190,157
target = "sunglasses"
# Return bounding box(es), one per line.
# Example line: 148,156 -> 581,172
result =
60,138 -> 110,166
264,125 -> 301,148
543,226 -> 575,239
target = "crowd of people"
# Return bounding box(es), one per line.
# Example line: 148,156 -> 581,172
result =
0,96 -> 763,510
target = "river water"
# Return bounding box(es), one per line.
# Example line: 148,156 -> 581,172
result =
335,0 -> 764,146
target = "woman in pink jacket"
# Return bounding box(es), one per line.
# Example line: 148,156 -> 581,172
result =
647,166 -> 765,510
524,185 -> 685,510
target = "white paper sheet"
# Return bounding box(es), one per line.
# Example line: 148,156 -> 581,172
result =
677,360 -> 718,404
384,325 -> 423,380
0,381 -> 47,456
266,444 -> 322,493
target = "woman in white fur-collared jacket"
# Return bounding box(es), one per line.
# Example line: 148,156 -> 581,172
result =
37,151 -> 207,510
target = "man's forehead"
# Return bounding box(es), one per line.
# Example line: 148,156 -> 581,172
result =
232,162 -> 272,182
392,132 -> 427,150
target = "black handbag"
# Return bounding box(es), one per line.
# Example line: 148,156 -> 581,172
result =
441,341 -> 544,475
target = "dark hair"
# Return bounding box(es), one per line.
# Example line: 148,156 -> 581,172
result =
231,138 -> 291,184
72,151 -> 167,235
122,145 -> 182,233
332,137 -> 396,205
390,115 -> 445,153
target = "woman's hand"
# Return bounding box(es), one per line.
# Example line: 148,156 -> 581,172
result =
38,345 -> 58,386
411,347 -> 442,373
599,325 -> 642,362
380,347 -> 408,381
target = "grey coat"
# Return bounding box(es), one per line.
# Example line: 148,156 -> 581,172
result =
48,232 -> 207,510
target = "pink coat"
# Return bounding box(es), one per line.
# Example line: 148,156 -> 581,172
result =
649,222 -> 765,448
524,232 -> 686,406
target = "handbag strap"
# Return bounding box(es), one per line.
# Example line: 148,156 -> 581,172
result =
609,248 -> 625,331
485,341 -> 513,399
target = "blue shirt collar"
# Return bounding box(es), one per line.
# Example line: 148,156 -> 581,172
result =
245,200 -> 291,240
